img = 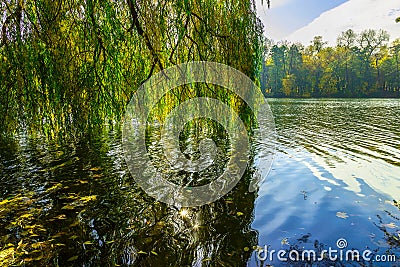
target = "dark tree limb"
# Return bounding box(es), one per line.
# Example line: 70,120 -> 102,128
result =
126,0 -> 164,76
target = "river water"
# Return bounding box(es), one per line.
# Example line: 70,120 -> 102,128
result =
0,98 -> 399,266
251,98 -> 400,266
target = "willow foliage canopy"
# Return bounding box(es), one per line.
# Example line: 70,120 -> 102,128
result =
0,0 -> 265,136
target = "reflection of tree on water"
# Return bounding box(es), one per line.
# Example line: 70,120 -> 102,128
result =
102,88 -> 260,266
0,92 -> 262,266
377,200 -> 400,250
85,170 -> 259,266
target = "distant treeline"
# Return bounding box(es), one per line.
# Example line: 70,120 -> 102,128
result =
260,29 -> 400,98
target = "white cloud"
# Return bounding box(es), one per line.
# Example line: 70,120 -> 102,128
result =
286,0 -> 400,45
256,0 -> 299,40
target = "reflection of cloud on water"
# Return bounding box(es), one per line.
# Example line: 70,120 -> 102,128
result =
301,146 -> 400,201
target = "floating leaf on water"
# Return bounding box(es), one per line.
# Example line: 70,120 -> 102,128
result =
243,247 -> 249,252
52,232 -> 68,239
60,194 -> 78,200
336,212 -> 349,219
236,212 -> 244,216
78,180 -> 88,184
70,220 -> 80,227
46,183 -> 63,193
83,241 -> 94,245
62,204 -> 75,210
385,200 -> 394,205
154,221 -> 164,230
225,200 -> 233,204
382,222 -> 397,229
0,199 -> 10,206
67,256 -> 79,262
33,254 -> 43,261
89,167 -> 102,171
281,238 -> 289,245
55,214 -> 67,220
19,213 -> 34,219
151,251 -> 158,255
80,195 -> 97,202
138,251 -> 147,254
20,231 -> 29,236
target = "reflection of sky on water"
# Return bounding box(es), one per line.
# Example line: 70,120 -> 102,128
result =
250,99 -> 400,266
252,149 -> 399,266
310,150 -> 400,200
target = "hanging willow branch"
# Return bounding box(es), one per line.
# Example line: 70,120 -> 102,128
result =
0,0 -> 266,134
126,0 -> 164,80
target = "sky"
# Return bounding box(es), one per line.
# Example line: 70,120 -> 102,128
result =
256,0 -> 348,41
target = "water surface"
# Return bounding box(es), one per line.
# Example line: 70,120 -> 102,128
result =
251,98 -> 400,266
0,98 -> 399,266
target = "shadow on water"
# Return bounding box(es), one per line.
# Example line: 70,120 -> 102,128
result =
0,129 -> 259,266
0,88 -> 262,266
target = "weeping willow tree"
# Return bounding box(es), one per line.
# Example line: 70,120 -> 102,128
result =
0,2 -> 271,265
0,0 -> 266,136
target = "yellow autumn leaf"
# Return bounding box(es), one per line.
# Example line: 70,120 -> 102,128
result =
55,214 -> 67,220
61,204 -> 75,210
67,256 -> 79,261
80,195 -> 97,202
33,254 -> 44,261
336,212 -> 349,219
0,199 -> 10,206
382,222 -> 397,229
